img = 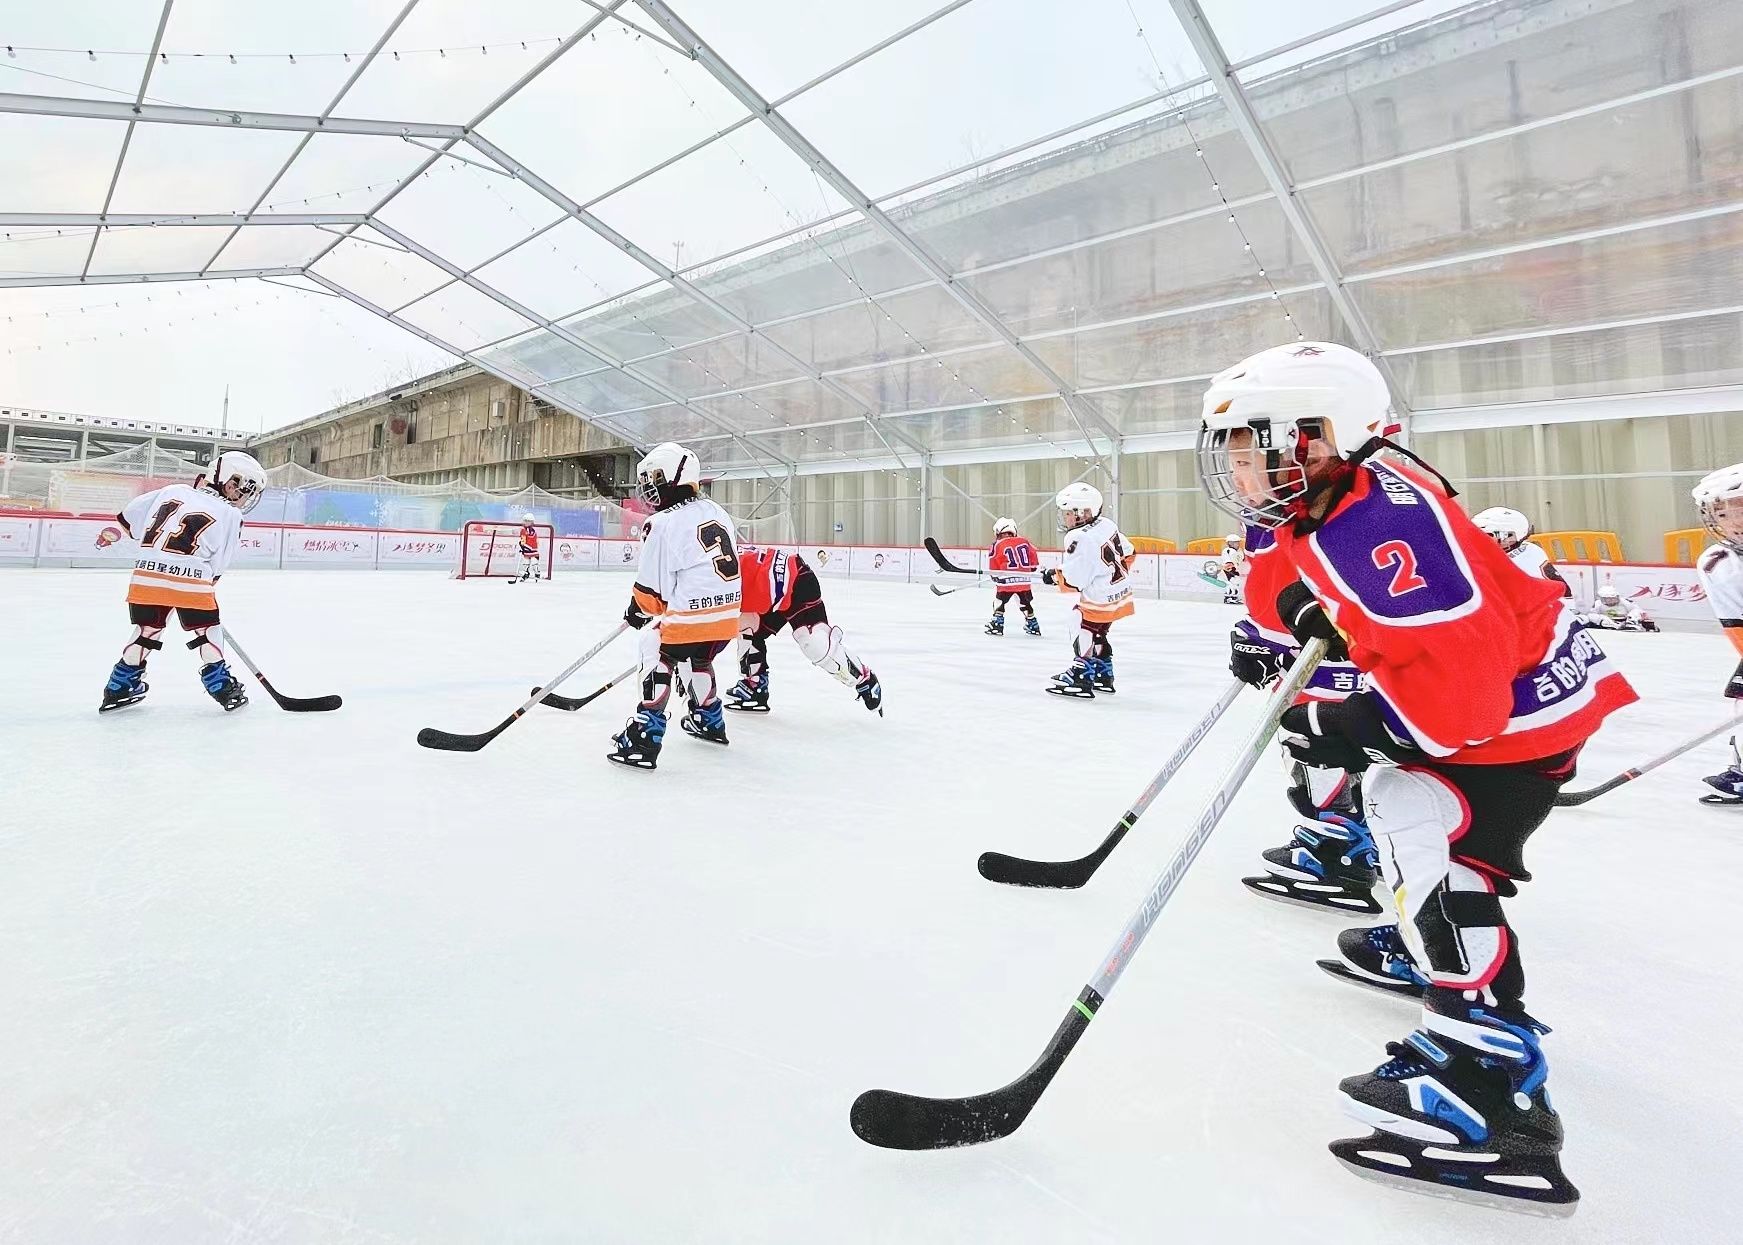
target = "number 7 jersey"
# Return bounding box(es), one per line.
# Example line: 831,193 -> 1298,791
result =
632,497 -> 744,643
116,483 -> 244,610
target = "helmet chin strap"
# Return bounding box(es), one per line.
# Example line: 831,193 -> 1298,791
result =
1286,434 -> 1459,533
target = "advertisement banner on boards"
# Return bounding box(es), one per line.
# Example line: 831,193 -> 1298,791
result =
806,546 -> 851,577
377,532 -> 459,567
0,516 -> 41,560
42,517 -> 135,561
554,537 -> 601,570
849,546 -> 910,579
282,529 -> 377,565
232,526 -> 282,568
598,540 -> 640,570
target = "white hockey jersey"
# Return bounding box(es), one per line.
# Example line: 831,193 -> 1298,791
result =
1056,515 -> 1135,623
1697,544 -> 1743,654
116,483 -> 243,610
631,497 -> 743,644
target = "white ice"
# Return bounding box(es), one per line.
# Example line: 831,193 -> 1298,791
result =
3,568 -> 1738,1243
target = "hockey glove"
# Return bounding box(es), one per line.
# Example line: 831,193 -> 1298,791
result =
1279,692 -> 1421,772
623,600 -> 654,630
1725,657 -> 1743,700
1229,627 -> 1288,688
1275,581 -> 1349,661
1041,567 -> 1059,586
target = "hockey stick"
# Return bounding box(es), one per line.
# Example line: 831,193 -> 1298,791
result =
536,664 -> 640,711
1554,712 -> 1739,806
924,537 -> 979,575
223,631 -> 343,712
851,640 -> 1326,1150
417,622 -> 629,752
977,678 -> 1244,888
928,584 -> 960,597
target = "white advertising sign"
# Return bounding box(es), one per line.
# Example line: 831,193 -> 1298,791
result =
377,531 -> 460,566
554,537 -> 601,570
806,546 -> 851,577
599,539 -> 641,570
232,526 -> 282,568
849,546 -> 910,578
0,516 -> 41,560
42,517 -> 135,562
282,528 -> 377,565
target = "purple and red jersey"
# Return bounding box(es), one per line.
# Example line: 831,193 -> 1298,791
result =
989,535 -> 1038,595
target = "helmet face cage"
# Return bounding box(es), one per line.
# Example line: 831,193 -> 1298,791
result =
1195,418 -> 1311,530
1696,479 -> 1743,553
209,459 -> 263,513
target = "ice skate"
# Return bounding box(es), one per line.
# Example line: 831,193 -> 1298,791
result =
1046,659 -> 1096,699
1023,614 -> 1041,637
1242,814 -> 1382,914
99,660 -> 149,713
607,708 -> 665,769
680,700 -> 730,745
1331,993 -> 1578,1214
199,660 -> 248,712
1317,923 -> 1428,1000
1699,738 -> 1743,805
984,613 -> 1005,637
725,672 -> 770,713
1089,657 -> 1115,694
854,665 -> 883,715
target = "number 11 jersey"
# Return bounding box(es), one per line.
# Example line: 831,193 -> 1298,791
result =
632,497 -> 743,643
116,483 -> 244,610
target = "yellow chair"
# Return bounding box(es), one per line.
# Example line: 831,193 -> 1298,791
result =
1530,530 -> 1622,563
1128,536 -> 1178,554
1186,537 -> 1226,556
1663,527 -> 1706,566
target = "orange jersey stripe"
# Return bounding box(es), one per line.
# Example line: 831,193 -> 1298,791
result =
659,617 -> 740,643
1078,598 -> 1135,624
127,582 -> 218,609
632,585 -> 667,616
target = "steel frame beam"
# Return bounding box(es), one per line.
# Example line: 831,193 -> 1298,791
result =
0,92 -> 468,139
632,0 -> 1122,460
0,266 -> 301,289
1166,0 -> 1408,416
79,1 -> 175,281
0,213 -> 368,228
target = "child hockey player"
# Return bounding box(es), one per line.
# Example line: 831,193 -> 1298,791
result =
100,450 -> 268,713
724,544 -> 882,715
1692,463 -> 1743,804
1198,341 -> 1636,1209
1579,581 -> 1660,631
608,443 -> 741,770
1471,506 -> 1570,594
513,512 -> 543,584
985,517 -> 1041,637
1040,482 -> 1132,697
1217,532 -> 1244,604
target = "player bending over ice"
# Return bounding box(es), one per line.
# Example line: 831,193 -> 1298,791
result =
985,517 -> 1041,637
100,451 -> 267,714
723,546 -> 882,715
608,443 -> 741,770
1040,483 -> 1132,697
1692,463 -> 1743,804
1198,341 -> 1636,1209
512,512 -> 543,584
1578,581 -> 1659,632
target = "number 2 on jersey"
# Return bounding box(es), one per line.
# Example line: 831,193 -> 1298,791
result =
697,520 -> 740,581
140,500 -> 216,557
1372,539 -> 1427,597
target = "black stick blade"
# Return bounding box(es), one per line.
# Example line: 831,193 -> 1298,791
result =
255,677 -> 342,712
851,999 -> 1093,1150
416,721 -> 507,752
923,537 -> 978,575
975,825 -> 1127,889
535,686 -> 613,712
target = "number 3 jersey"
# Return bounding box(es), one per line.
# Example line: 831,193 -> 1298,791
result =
1273,460 -> 1637,765
631,497 -> 743,644
1056,515 -> 1136,623
116,483 -> 243,611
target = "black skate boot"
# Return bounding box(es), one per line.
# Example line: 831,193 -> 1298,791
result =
1046,658 -> 1096,699
1700,737 -> 1743,805
1023,614 -> 1041,637
1090,657 -> 1115,694
1331,991 -> 1578,1214
853,664 -> 883,715
985,612 -> 1005,637
1317,923 -> 1429,1000
725,671 -> 770,713
680,699 -> 730,745
200,660 -> 248,712
99,660 -> 149,713
1242,813 -> 1382,914
607,708 -> 665,769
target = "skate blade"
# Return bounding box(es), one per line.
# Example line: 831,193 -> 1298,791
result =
605,753 -> 658,770
1698,793 -> 1743,806
1331,1138 -> 1578,1218
1241,875 -> 1383,915
724,702 -> 770,714
1044,685 -> 1095,699
1316,958 -> 1425,1001
680,724 -> 730,745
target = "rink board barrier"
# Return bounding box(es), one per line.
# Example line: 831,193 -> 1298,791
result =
0,511 -> 1720,624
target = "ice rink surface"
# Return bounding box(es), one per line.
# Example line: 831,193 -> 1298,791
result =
3,568 -> 1739,1244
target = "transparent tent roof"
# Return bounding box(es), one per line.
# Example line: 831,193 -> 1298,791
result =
4,0 -> 1740,479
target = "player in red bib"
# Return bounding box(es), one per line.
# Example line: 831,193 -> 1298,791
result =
1198,342 -> 1637,1209
985,517 -> 1041,637
513,512 -> 542,584
725,546 -> 882,715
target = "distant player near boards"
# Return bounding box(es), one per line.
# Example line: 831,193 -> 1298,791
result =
1471,507 -> 1570,594
1198,341 -> 1637,1209
1692,463 -> 1743,805
512,512 -> 543,584
1040,483 -> 1133,698
724,545 -> 883,716
100,451 -> 268,713
985,517 -> 1041,637
608,443 -> 741,770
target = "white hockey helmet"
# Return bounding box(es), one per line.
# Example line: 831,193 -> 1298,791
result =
1693,462 -> 1743,552
636,441 -> 700,510
1472,506 -> 1532,553
1196,342 -> 1393,529
522,511 -> 536,524
993,516 -> 1017,538
1055,482 -> 1103,532
1598,582 -> 1621,605
206,450 -> 267,513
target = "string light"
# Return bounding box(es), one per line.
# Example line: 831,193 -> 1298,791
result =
0,37 -> 567,64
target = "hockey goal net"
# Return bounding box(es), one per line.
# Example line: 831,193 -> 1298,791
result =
456,520 -> 555,579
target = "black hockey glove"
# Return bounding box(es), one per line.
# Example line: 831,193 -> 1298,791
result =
1275,581 -> 1349,661
1041,567 -> 1059,586
1279,692 -> 1421,772
1229,628 -> 1288,688
1725,657 -> 1743,700
623,600 -> 653,630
